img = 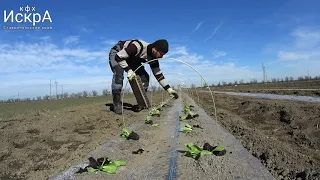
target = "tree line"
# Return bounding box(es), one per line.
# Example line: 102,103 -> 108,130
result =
200,75 -> 320,88
1,75 -> 319,104
1,85 -> 165,104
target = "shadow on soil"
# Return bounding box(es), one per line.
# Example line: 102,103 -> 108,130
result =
105,102 -> 142,112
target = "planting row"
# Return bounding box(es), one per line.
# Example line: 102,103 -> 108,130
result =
75,98 -> 173,174
179,104 -> 226,160
73,94 -> 227,176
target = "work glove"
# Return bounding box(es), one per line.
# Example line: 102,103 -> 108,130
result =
167,88 -> 178,99
127,69 -> 136,81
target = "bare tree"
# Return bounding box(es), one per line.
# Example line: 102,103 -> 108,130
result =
102,89 -> 110,96
92,90 -> 98,96
82,91 -> 88,98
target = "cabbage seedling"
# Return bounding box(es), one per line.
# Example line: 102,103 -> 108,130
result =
145,115 -> 153,124
183,142 -> 212,160
77,157 -> 127,174
120,127 -> 139,140
203,142 -> 226,156
180,105 -> 199,121
181,123 -> 193,133
149,107 -> 160,117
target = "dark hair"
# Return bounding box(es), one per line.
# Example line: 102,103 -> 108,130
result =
152,39 -> 169,53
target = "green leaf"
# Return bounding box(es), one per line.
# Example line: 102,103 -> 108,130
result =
189,111 -> 196,116
185,143 -> 202,154
102,163 -> 117,174
181,124 -> 192,133
121,127 -> 131,139
146,115 -> 152,121
152,123 -> 160,127
184,123 -> 192,129
201,150 -> 213,156
113,160 -> 127,167
149,107 -> 161,116
212,145 -> 225,152
88,167 -> 98,172
184,143 -> 212,160
180,114 -> 188,121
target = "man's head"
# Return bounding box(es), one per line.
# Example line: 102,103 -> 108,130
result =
150,39 -> 168,58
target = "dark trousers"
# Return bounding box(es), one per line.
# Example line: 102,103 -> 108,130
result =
109,45 -> 149,95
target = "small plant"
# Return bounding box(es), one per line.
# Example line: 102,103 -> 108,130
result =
120,127 -> 139,140
145,115 -> 153,124
149,107 -> 160,117
183,143 -> 212,160
203,142 -> 226,156
180,105 -> 199,121
181,123 -> 193,133
183,105 -> 194,112
145,106 -> 162,126
76,157 -> 127,174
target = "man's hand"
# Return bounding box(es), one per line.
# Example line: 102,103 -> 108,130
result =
167,88 -> 178,99
127,69 -> 136,81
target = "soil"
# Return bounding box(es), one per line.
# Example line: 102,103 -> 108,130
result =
207,80 -> 320,98
1,87 -> 320,180
190,91 -> 320,180
215,89 -> 320,98
0,93 -> 170,180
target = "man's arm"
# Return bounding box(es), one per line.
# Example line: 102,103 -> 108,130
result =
150,60 -> 178,99
115,43 -> 138,72
149,60 -> 171,90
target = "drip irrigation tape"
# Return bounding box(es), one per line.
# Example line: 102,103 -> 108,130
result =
168,102 -> 182,180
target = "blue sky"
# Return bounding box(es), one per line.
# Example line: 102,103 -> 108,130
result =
0,0 -> 320,100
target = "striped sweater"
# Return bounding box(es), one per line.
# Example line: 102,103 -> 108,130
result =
114,39 -> 170,90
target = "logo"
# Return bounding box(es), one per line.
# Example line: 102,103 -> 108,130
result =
3,5 -> 53,30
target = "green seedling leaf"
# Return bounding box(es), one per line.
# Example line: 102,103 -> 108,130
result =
181,123 -> 193,133
188,111 -> 196,116
88,167 -> 98,172
113,160 -> 127,167
181,105 -> 199,120
102,163 -> 117,174
184,123 -> 192,129
180,114 -> 188,121
200,150 -> 213,156
185,143 -> 202,154
212,145 -> 227,156
149,107 -> 160,116
152,123 -> 160,127
121,127 -> 131,139
145,115 -> 153,124
212,145 -> 225,152
78,157 -> 127,174
146,115 -> 152,121
183,105 -> 194,113
184,143 -> 212,160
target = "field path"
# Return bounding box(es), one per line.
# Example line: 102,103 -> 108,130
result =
50,92 -> 275,180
